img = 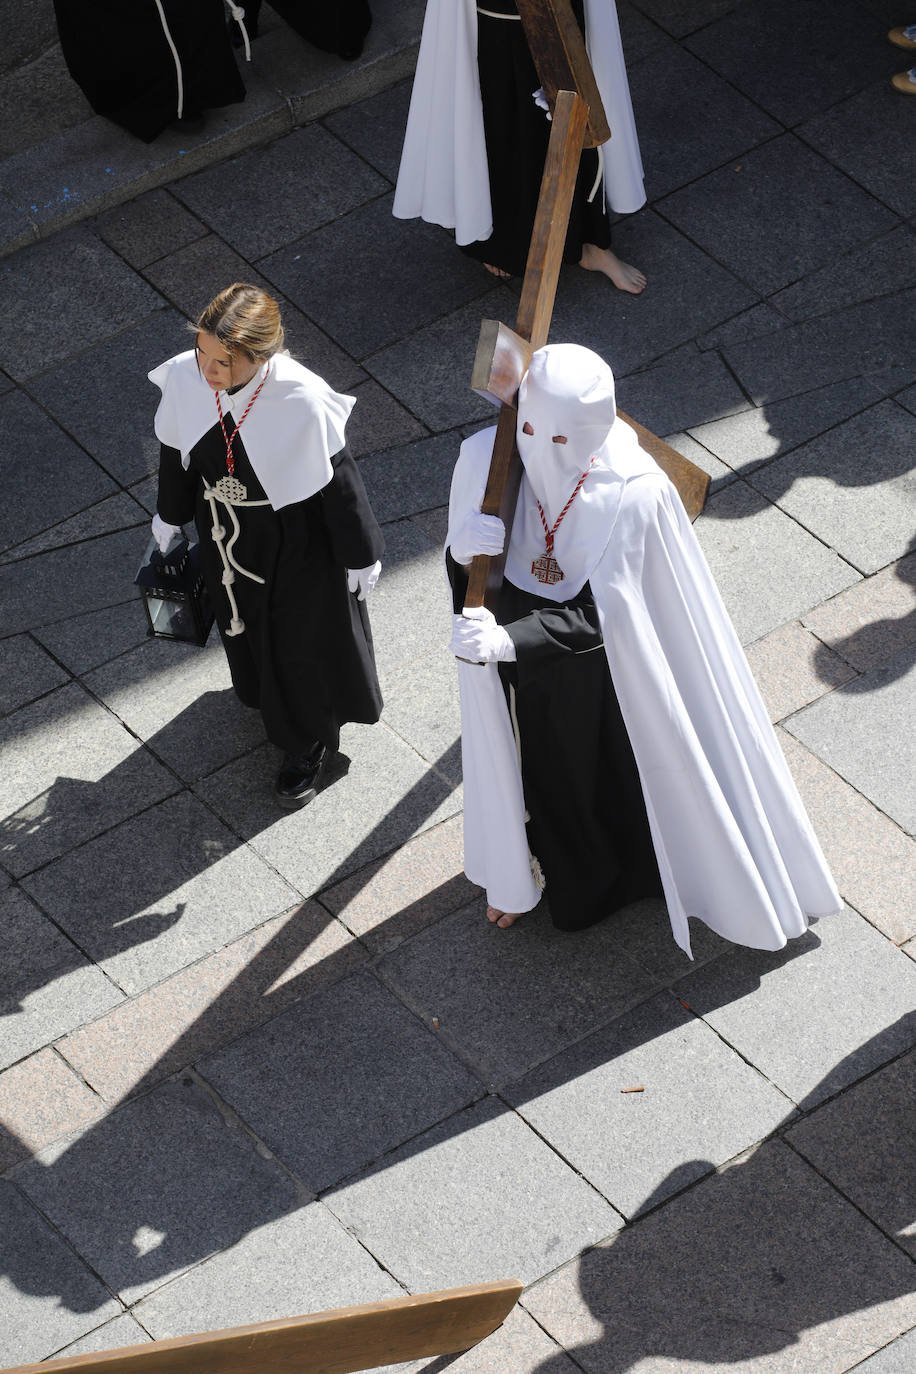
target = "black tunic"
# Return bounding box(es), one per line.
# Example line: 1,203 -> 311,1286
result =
460,0 -> 612,278
53,0 -> 245,141
158,420 -> 383,755
449,556 -> 661,930
244,0 -> 372,59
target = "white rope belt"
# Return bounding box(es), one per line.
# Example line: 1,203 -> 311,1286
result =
224,1 -> 252,60
477,8 -> 522,17
153,0 -> 184,119
203,482 -> 271,637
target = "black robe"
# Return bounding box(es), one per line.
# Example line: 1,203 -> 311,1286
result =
53,0 -> 245,142
448,556 -> 662,930
460,0 -> 612,277
158,420 -> 383,755
244,0 -> 372,59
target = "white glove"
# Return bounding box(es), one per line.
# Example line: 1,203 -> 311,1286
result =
448,607 -> 516,663
532,86 -> 552,120
449,511 -> 506,566
152,512 -> 182,555
347,561 -> 381,600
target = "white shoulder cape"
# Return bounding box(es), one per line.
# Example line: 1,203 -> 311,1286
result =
394,0 -> 646,245
148,350 -> 355,510
449,431 -> 842,956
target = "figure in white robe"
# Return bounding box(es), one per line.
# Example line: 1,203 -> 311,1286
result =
447,344 -> 842,956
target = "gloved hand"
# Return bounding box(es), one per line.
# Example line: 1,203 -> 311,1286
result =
347,561 -> 382,601
532,86 -> 553,120
448,606 -> 516,663
152,512 -> 182,555
449,511 -> 506,566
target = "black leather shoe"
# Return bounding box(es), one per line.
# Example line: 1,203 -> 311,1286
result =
274,743 -> 328,809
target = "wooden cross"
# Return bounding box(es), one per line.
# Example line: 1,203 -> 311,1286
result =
462,0 -> 710,611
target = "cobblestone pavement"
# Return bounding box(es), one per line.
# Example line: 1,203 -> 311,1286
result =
0,2 -> 914,1370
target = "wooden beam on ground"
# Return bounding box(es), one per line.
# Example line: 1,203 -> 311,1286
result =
0,1281 -> 524,1374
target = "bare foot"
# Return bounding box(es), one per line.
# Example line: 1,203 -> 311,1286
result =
487,904 -> 525,929
484,263 -> 512,279
579,243 -> 647,294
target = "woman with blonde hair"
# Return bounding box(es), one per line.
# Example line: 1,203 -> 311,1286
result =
149,283 -> 384,806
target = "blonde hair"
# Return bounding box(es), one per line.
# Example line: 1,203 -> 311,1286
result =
191,283 -> 285,365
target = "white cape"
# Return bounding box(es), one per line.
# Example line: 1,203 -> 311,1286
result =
149,350 -> 355,510
394,0 -> 645,245
450,428 -> 842,956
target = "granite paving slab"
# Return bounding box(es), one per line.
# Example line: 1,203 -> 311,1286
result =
660,431 -> 734,490
687,376 -> 886,475
0,1180 -> 120,1365
0,1048 -> 104,1174
0,633 -> 69,716
693,480 -> 860,644
614,350 -> 750,437
779,731 -> 916,947
0,226 -> 163,380
0,492 -> 148,566
588,897 -> 727,984
548,210 -> 756,378
370,518 -> 453,679
141,235 -> 365,391
750,402 -> 916,575
629,0 -> 735,41
25,307 -> 188,485
800,79 -> 916,219
364,290 -> 515,432
84,640 -> 265,784
0,67 -> 289,242
787,1044 -> 916,1258
0,884 -> 121,1071
129,474 -> 159,515
323,79 -> 413,183
50,1316 -> 152,1360
358,430 -> 462,524
786,647 -> 916,836
32,600 -> 150,675
0,389 -> 116,551
129,1203 -> 402,1340
897,383 -> 916,416
327,1096 -> 623,1290
0,46 -> 91,160
523,1139 -> 916,1374
320,814 -> 476,955
410,1303 -> 582,1374
696,301 -> 788,351
629,44 -> 779,202
174,124 -> 388,262
197,721 -> 460,900
685,0 -> 900,126
656,134 -> 898,296
381,651 -> 461,782
408,506 -> 449,549
345,378 -> 428,457
0,681 -> 178,877
744,620 -> 858,723
850,1328 -> 916,1374
676,906 -> 916,1108
802,553 -> 916,673
722,289 -> 916,405
615,0 -> 676,64
0,2 -> 57,75
14,1076 -> 304,1306
57,902 -> 364,1103
23,791 -> 301,996
201,968 -> 481,1192
95,189 -> 209,270
377,899 -> 658,1086
768,224 -> 916,324
509,991 -> 790,1220
259,194 -> 490,358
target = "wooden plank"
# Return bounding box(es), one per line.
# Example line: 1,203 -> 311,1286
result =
516,0 -> 610,146
618,411 -> 711,521
0,1282 -> 523,1374
464,89 -> 588,608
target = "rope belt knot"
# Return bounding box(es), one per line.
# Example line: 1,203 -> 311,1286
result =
203,481 -> 271,638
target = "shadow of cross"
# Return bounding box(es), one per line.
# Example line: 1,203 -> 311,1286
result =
464,0 -> 710,613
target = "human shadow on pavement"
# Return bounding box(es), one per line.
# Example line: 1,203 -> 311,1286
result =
523,1013 -> 916,1374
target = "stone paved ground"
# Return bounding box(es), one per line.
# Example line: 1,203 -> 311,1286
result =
1,1 -> 915,1371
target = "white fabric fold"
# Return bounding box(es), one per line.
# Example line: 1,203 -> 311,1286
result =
149,349 -> 355,510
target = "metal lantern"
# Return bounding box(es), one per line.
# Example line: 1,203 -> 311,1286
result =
135,532 -> 214,646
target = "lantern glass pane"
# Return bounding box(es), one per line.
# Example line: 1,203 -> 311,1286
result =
148,596 -> 198,640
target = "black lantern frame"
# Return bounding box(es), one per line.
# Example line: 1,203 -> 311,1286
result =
135,533 -> 214,646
